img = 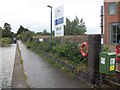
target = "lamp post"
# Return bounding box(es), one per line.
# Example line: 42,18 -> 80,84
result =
100,5 -> 104,86
47,5 -> 52,50
100,6 -> 103,37
100,6 -> 104,50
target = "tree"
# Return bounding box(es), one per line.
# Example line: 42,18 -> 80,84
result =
64,18 -> 72,35
36,29 -> 50,36
42,29 -> 50,35
2,23 -> 14,38
4,23 -> 11,31
52,31 -> 55,36
64,16 -> 87,35
21,31 -> 35,42
17,25 -> 29,35
79,18 -> 87,34
0,27 -> 3,38
0,27 -> 3,31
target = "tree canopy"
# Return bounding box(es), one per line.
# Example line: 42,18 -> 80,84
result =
17,25 -> 29,35
2,23 -> 14,38
16,25 -> 35,41
0,27 -> 2,38
36,29 -> 50,36
64,16 -> 87,35
4,23 -> 11,31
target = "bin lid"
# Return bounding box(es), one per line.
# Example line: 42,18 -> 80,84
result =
107,52 -> 116,55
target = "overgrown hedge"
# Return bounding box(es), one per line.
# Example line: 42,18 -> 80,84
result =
1,37 -> 12,45
24,38 -> 86,67
20,31 -> 87,67
52,41 -> 85,64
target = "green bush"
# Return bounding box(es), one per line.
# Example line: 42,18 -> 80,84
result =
1,37 -> 12,45
23,37 -> 86,67
52,41 -> 85,64
16,34 -> 21,40
21,31 -> 35,42
25,40 -> 32,48
25,40 -> 38,51
38,42 -> 51,52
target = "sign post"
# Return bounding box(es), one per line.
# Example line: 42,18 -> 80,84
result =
54,5 -> 64,37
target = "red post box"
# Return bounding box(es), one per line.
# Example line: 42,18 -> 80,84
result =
116,45 -> 120,62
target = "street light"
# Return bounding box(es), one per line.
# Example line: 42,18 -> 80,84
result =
47,5 -> 52,50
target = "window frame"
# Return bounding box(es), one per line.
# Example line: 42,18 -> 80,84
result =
108,2 -> 116,15
110,23 -> 120,44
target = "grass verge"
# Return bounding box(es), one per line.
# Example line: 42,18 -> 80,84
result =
17,43 -> 30,88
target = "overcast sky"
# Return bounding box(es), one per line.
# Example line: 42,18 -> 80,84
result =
0,0 -> 104,34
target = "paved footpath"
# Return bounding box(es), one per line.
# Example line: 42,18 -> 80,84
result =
18,41 -> 90,88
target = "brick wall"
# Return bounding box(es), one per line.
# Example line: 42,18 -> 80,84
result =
106,44 -> 117,52
33,35 -> 88,44
118,1 -> 120,21
104,2 -> 120,44
61,35 -> 88,43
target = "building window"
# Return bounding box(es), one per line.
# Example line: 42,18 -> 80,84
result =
110,23 -> 120,44
109,2 -> 116,15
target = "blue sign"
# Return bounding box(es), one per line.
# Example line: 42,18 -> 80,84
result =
55,17 -> 64,25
